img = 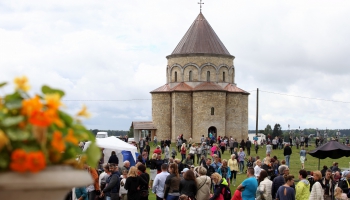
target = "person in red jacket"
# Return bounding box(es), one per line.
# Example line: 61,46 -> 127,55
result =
231,189 -> 242,200
153,145 -> 162,155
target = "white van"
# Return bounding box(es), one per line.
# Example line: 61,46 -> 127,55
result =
96,132 -> 108,138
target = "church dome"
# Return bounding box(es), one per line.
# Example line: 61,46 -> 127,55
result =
168,12 -> 233,58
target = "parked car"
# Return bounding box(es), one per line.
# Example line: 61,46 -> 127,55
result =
96,132 -> 108,138
128,138 -> 135,144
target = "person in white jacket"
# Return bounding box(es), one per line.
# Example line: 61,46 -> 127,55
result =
256,170 -> 272,200
309,171 -> 324,200
254,159 -> 262,179
119,170 -> 128,200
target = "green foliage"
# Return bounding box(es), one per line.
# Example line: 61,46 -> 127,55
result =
0,78 -> 100,173
272,123 -> 283,138
1,116 -> 24,127
264,124 -> 272,136
128,127 -> 134,138
41,85 -> 65,97
0,82 -> 7,88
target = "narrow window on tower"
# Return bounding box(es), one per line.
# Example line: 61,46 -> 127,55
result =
223,72 -> 225,82
189,71 -> 192,81
207,71 -> 210,81
175,71 -> 177,82
211,107 -> 214,115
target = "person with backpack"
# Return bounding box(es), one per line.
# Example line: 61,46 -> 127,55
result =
236,167 -> 258,200
196,166 -> 211,200
209,172 -> 231,200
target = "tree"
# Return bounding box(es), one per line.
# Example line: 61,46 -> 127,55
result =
272,123 -> 283,138
264,124 -> 272,136
128,127 -> 134,138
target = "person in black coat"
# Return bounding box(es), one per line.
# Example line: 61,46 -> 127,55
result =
246,138 -> 252,156
203,158 -> 215,177
179,170 -> 197,199
124,166 -> 148,200
137,164 -> 150,200
271,165 -> 295,199
108,151 -> 119,165
240,139 -> 245,151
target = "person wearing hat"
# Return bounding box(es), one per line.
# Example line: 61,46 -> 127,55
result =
180,168 -> 189,179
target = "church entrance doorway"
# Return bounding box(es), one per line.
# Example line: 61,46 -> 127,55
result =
208,126 -> 217,140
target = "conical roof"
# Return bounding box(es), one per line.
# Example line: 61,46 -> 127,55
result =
170,12 -> 232,57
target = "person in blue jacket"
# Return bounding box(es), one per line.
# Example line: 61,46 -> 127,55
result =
75,187 -> 88,200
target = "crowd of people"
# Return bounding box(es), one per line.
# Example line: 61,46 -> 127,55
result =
73,134 -> 350,200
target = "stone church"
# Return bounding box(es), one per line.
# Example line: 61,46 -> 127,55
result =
132,12 -> 249,143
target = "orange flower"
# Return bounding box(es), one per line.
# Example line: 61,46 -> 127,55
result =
10,149 -> 28,173
45,93 -> 62,111
21,95 -> 42,117
29,110 -> 52,127
14,76 -> 30,92
0,130 -> 9,151
77,104 -> 91,118
45,108 -> 64,128
27,151 -> 46,173
65,129 -> 78,145
51,131 -> 65,152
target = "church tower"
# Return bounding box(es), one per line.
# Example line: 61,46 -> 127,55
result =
151,12 -> 249,142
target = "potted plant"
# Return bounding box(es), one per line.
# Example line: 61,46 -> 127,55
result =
0,76 -> 101,200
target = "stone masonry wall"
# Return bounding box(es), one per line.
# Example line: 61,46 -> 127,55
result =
170,66 -> 183,82
241,95 -> 249,140
171,92 -> 192,142
168,55 -> 233,68
226,93 -> 243,140
200,65 -> 217,82
218,67 -> 229,82
168,55 -> 234,84
152,93 -> 171,141
192,91 -> 226,142
183,65 -> 199,81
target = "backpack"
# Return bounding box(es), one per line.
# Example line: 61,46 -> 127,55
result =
221,184 -> 232,200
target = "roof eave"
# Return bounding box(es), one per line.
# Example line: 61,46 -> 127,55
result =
166,53 -> 234,59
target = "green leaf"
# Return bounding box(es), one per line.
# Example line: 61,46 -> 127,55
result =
0,82 -> 7,88
1,116 -> 24,127
58,111 -> 73,126
6,129 -> 31,141
41,85 -> 65,97
85,142 -> 101,167
5,91 -> 21,102
0,151 -> 10,170
5,100 -> 22,110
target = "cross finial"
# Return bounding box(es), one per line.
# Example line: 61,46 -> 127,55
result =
198,0 -> 204,13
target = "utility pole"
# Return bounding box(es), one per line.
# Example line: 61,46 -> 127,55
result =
256,88 -> 259,136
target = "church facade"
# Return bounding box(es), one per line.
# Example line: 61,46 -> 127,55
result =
150,12 -> 249,142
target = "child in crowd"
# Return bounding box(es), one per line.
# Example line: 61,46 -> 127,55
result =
119,170 -> 128,200
171,147 -> 177,159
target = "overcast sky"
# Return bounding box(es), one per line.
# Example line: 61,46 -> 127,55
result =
1,0 -> 350,131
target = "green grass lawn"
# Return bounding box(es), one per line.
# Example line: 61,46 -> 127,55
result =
144,143 -> 347,199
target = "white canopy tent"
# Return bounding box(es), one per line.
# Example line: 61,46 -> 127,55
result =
84,137 -> 138,167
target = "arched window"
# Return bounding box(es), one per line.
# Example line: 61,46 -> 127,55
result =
175,71 -> 177,82
223,72 -> 225,82
189,71 -> 192,81
211,107 -> 214,115
207,71 -> 210,82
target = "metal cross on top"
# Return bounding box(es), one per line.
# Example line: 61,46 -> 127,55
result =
198,0 -> 204,13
